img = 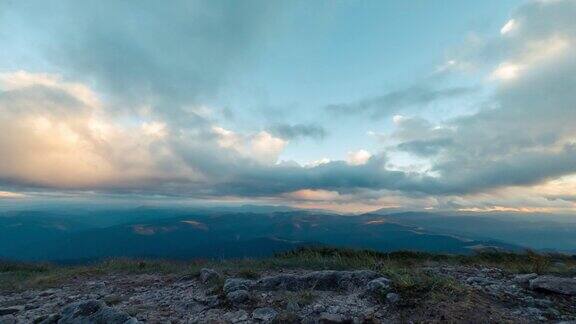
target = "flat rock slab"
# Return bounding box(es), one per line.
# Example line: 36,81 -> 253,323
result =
256,270 -> 382,291
55,300 -> 139,324
252,307 -> 278,322
530,276 -> 576,296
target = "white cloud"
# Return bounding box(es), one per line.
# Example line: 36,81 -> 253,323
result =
0,71 -> 100,108
347,149 -> 372,166
0,191 -> 25,199
491,62 -> 521,80
250,131 -> 287,164
392,115 -> 404,124
304,158 -> 331,168
213,126 -> 286,164
500,19 -> 516,35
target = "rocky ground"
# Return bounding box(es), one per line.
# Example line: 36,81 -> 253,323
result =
1,264 -> 576,323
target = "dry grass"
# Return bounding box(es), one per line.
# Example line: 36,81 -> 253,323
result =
1,246 -> 575,292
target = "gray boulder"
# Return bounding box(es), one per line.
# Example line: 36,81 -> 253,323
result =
529,276 -> 576,295
286,301 -> 300,312
226,289 -> 251,304
256,270 -> 380,291
200,268 -> 220,283
0,307 -> 23,316
386,292 -> 400,304
318,312 -> 352,323
36,314 -> 61,324
0,315 -> 16,324
257,274 -> 302,291
225,310 -> 249,323
252,307 -> 278,322
365,277 -> 392,295
513,273 -> 538,284
57,300 -> 139,324
223,278 -> 254,294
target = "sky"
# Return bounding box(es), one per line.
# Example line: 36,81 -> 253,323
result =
1,0 -> 576,213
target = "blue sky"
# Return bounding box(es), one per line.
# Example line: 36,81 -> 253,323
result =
216,0 -> 523,162
1,0 -> 576,213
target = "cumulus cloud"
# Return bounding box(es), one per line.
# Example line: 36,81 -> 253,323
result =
347,150 -> 372,166
0,71 -> 196,189
1,0 -> 284,126
389,0 -> 576,197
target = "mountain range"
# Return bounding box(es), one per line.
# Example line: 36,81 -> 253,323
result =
1,205 -> 575,263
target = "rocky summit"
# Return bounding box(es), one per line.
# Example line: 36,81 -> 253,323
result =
1,258 -> 576,323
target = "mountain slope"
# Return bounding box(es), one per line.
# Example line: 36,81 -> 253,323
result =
0,209 -> 523,262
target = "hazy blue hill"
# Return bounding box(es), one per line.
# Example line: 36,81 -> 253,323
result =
0,208 -> 526,262
373,211 -> 576,252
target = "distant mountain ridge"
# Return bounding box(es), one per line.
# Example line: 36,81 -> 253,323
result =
369,210 -> 576,253
0,207 -> 531,263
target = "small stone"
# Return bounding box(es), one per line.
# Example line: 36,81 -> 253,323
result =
104,294 -> 124,306
227,310 -> 249,323
197,295 -> 221,308
366,277 -> 391,295
200,268 -> 221,283
286,301 -> 300,312
318,313 -> 351,323
224,278 -> 254,294
513,273 -> 538,284
36,314 -> 60,324
525,307 -> 543,316
252,307 -> 278,322
0,315 -> 16,324
226,289 -> 251,304
386,292 -> 400,304
39,289 -> 59,297
313,304 -> 325,313
327,306 -> 340,314
0,307 -> 23,316
466,276 -> 496,286
534,298 -> 553,307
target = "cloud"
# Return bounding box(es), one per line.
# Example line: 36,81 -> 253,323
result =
397,138 -> 454,157
212,126 -> 286,164
389,0 -> 576,196
325,85 -> 475,119
347,150 -> 372,166
1,0 -> 284,126
0,71 -> 196,189
268,123 -> 327,140
0,71 -> 291,195
2,0 -> 576,214
0,191 -> 25,199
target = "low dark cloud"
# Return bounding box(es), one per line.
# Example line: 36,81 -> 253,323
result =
268,123 -> 327,140
397,138 -> 453,157
325,85 -> 475,119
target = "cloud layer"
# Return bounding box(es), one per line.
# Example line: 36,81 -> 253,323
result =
1,0 -> 576,213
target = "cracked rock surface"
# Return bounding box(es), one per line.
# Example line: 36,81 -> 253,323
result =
1,267 -> 576,323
